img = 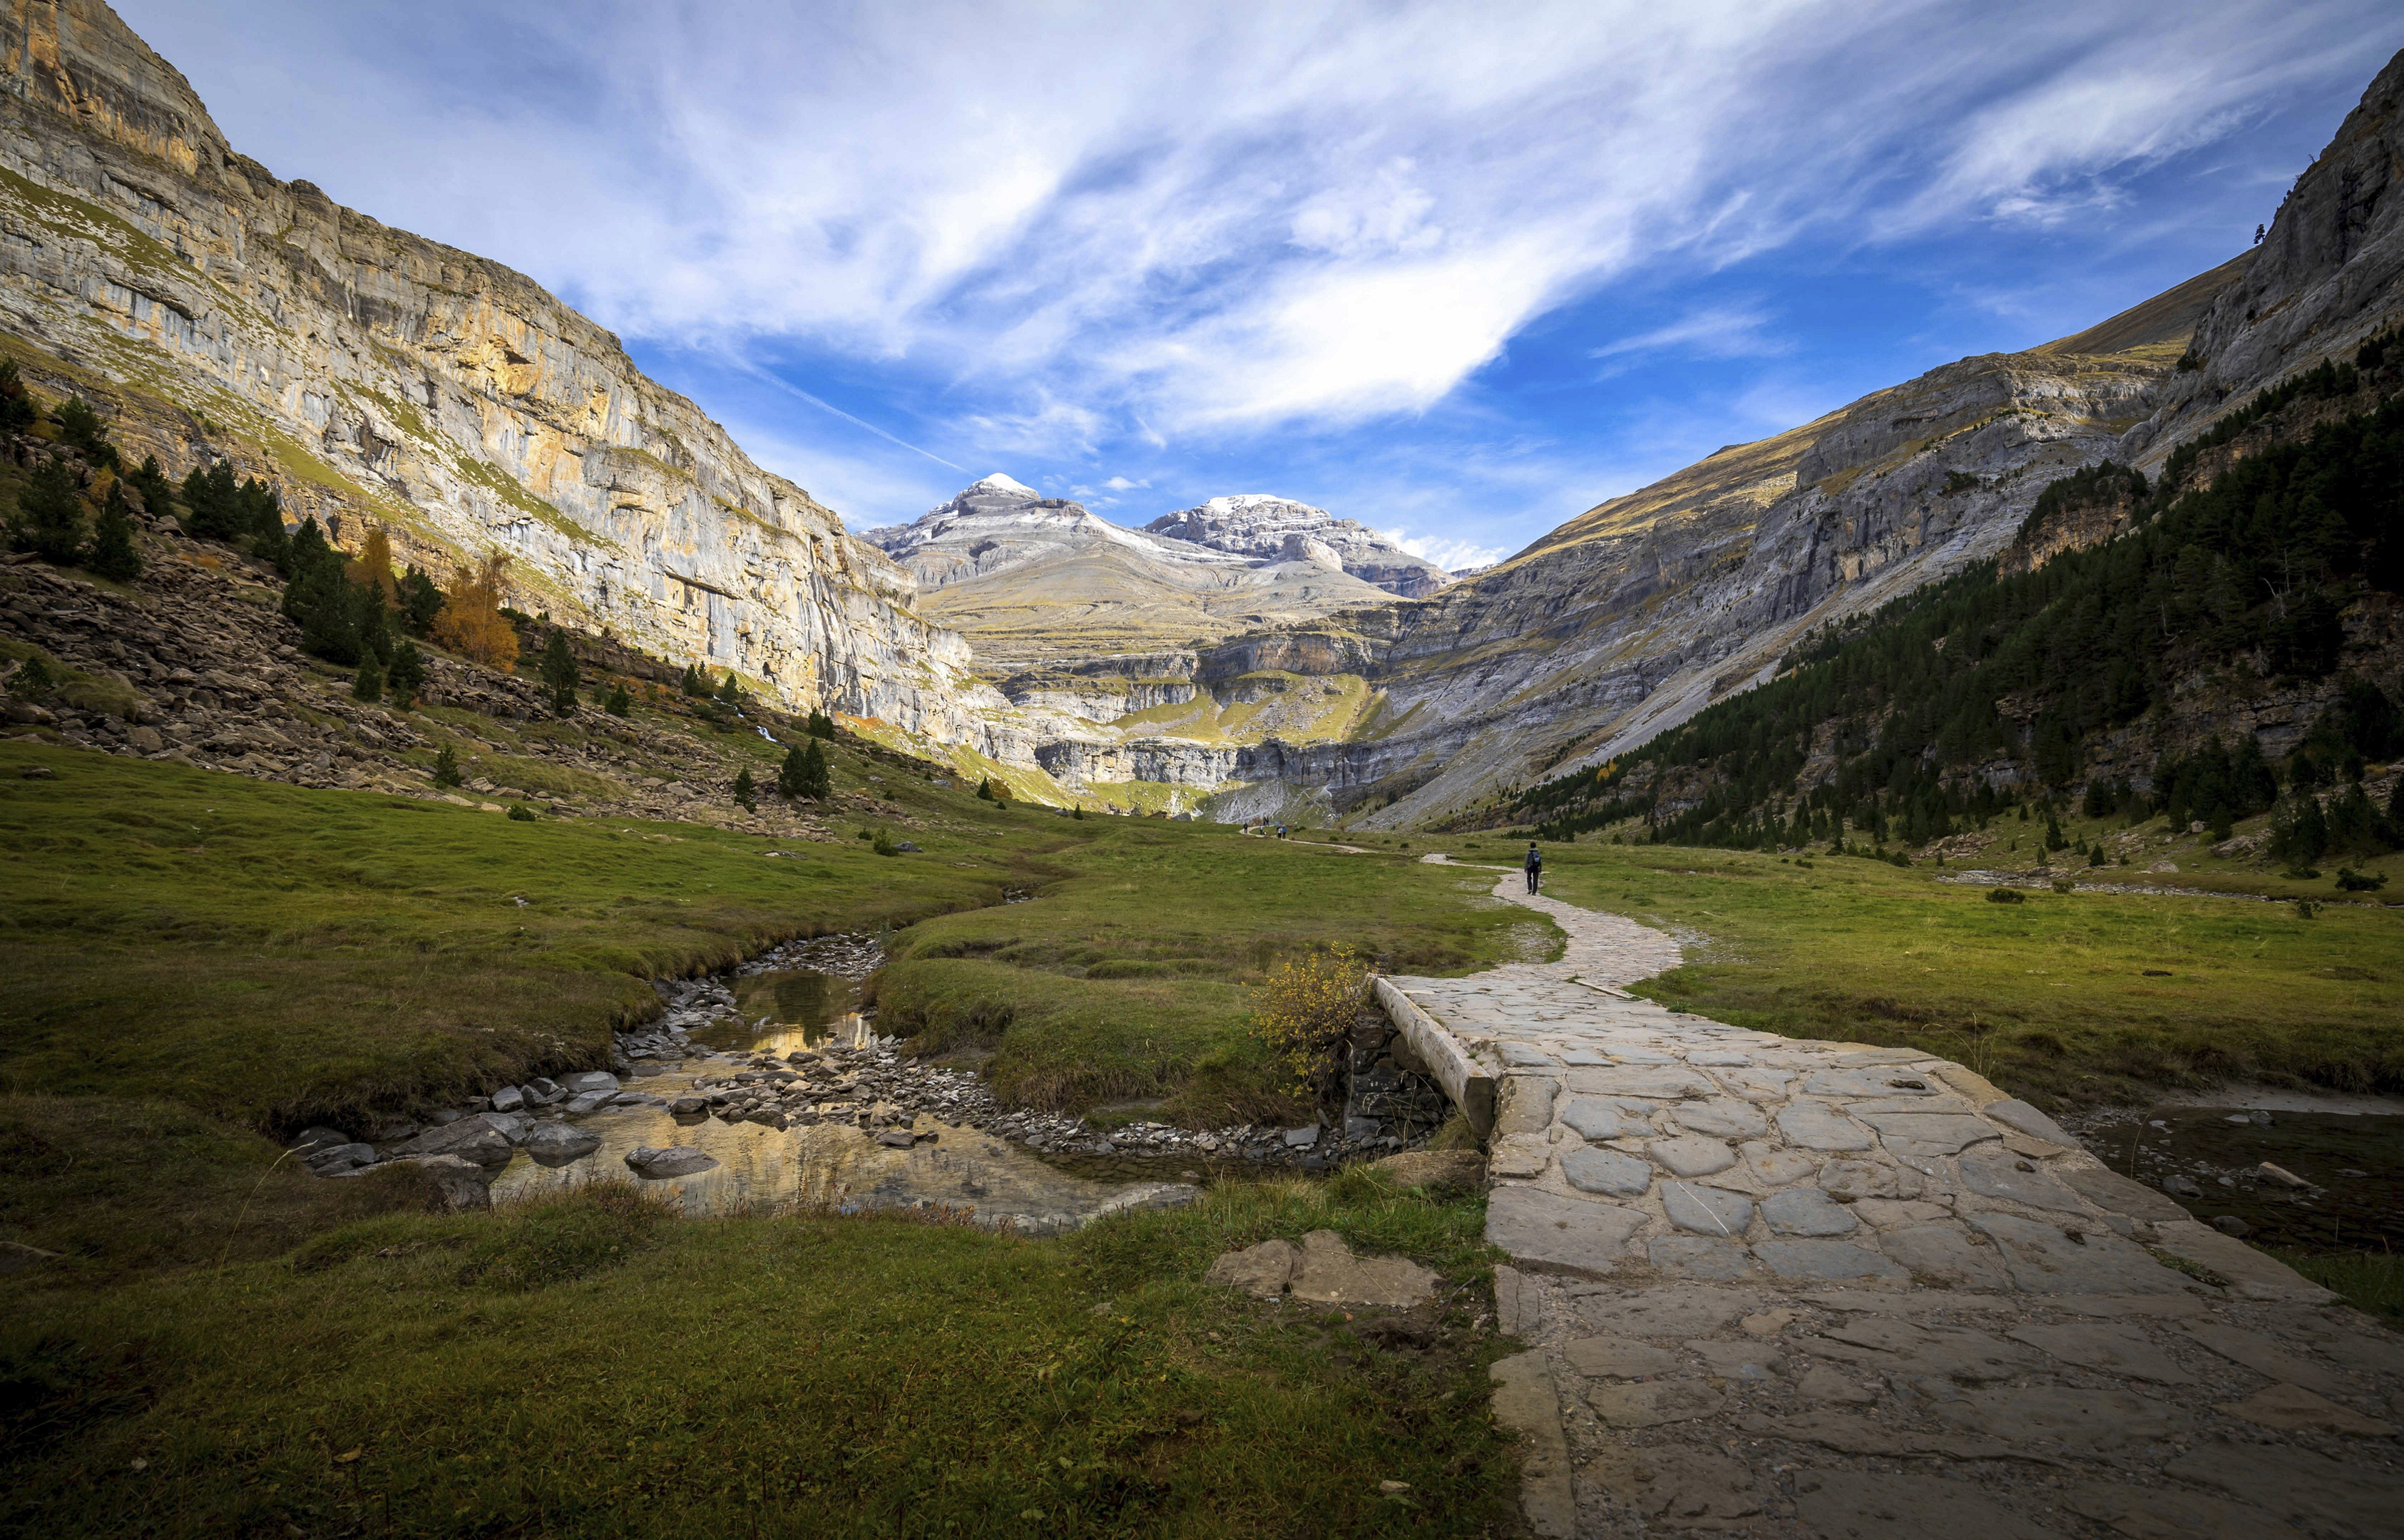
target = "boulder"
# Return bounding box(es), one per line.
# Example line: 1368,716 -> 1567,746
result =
1288,1228 -> 1438,1307
523,1124 -> 602,1166
489,1084 -> 526,1113
287,1126 -> 352,1152
625,1145 -> 717,1179
394,1119 -> 514,1169
559,1071 -> 620,1094
401,1154 -> 492,1211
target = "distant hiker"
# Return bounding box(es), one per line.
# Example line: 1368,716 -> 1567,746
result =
1277,823 -> 1288,840
1524,841 -> 1543,893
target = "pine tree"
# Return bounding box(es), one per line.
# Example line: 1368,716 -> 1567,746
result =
717,671 -> 743,706
397,567 -> 444,634
11,653 -> 54,697
605,682 -> 630,717
181,460 -> 243,541
14,460 -> 84,564
0,357 -> 36,430
799,739 -> 830,800
976,776 -> 996,801
431,743 -> 462,788
53,395 -> 117,468
539,630 -> 579,713
777,742 -> 807,799
386,640 -> 425,709
86,481 -> 140,580
126,454 -> 175,518
733,766 -> 756,811
806,708 -> 836,739
680,663 -> 708,697
352,654 -> 384,703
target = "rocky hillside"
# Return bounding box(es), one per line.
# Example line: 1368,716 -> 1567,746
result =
1144,495 -> 1451,598
0,0 -> 1024,759
1195,52 -> 2404,829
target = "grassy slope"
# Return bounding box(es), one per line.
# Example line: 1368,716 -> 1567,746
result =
1526,841 -> 2404,1106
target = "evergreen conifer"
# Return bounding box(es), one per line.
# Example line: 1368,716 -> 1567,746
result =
976,776 -> 996,801
431,744 -> 462,787
386,640 -> 425,709
14,461 -> 83,564
87,481 -> 140,580
799,739 -> 830,799
733,766 -> 756,811
11,653 -> 54,697
352,654 -> 383,702
0,358 -> 36,430
605,682 -> 630,717
398,567 -> 444,635
539,631 -> 580,713
806,709 -> 836,739
53,396 -> 117,468
126,455 -> 175,519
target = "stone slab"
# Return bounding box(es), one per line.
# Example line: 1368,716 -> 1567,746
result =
1647,1134 -> 1736,1177
1662,1181 -> 1753,1237
1966,1213 -> 2192,1295
2152,1220 -> 2337,1303
1763,1187 -> 1859,1236
1878,1224 -> 2012,1290
1560,1146 -> 1649,1196
1648,1236 -> 1760,1279
2006,1321 -> 2194,1384
1958,1146 -> 2089,1212
1558,1095 -> 1627,1141
1485,1185 -> 1647,1274
1752,1238 -> 1909,1283
1562,1333 -> 1680,1378
1585,1378 -> 1724,1428
1776,1102 -> 1873,1151
1487,1350 -> 1575,1538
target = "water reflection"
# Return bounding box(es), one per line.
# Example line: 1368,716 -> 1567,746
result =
491,971 -> 1197,1233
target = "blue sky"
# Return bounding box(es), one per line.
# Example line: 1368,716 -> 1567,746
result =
123,1 -> 2403,568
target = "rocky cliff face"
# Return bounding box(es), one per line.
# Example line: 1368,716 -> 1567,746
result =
2125,51 -> 2404,470
0,0 -> 1023,756
1144,495 -> 1451,598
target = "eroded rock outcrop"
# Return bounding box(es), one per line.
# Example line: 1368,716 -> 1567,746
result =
0,0 -> 1023,757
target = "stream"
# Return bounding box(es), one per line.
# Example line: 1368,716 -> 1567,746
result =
2073,1099 -> 2403,1258
486,942 -> 1202,1234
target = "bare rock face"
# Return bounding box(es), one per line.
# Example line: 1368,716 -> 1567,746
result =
1146,494 -> 1451,598
0,0 -> 1016,756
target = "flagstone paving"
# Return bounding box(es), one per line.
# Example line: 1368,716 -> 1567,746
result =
1393,860 -> 2404,1538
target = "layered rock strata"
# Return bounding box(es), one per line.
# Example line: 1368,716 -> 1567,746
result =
0,0 -> 1021,754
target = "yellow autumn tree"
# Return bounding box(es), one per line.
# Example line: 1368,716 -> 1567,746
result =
348,526 -> 398,600
432,551 -> 520,669
1248,945 -> 1369,1099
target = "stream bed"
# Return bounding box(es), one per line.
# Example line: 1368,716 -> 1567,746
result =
2077,1102 -> 2404,1257
487,954 -> 1201,1234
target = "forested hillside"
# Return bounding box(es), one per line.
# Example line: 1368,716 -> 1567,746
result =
1502,331 -> 2404,862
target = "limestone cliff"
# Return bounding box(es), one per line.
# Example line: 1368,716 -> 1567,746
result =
0,0 -> 1018,754
1144,495 -> 1451,598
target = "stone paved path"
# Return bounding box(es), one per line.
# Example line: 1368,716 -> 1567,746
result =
1388,861 -> 2404,1539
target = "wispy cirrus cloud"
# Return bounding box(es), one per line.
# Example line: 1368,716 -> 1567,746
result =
120,0 -> 2403,540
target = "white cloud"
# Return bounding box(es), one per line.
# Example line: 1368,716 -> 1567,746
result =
1592,302 -> 1791,367
1102,476 -> 1150,491
1378,528 -> 1508,572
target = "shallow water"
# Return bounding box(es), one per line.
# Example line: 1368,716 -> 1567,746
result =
489,970 -> 1197,1233
2093,1105 -> 2403,1256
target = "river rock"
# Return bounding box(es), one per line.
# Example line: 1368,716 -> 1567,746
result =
394,1119 -> 514,1169
288,1126 -> 352,1151
523,1124 -> 602,1166
625,1146 -> 717,1179
400,1154 -> 492,1211
489,1084 -> 526,1113
559,1071 -> 621,1094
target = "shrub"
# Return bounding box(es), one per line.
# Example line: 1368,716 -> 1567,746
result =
13,460 -> 84,564
538,630 -> 579,714
605,683 -> 630,717
2050,878 -> 2075,894
431,553 -> 519,669
2335,868 -> 2389,893
86,481 -> 139,581
507,804 -> 537,822
1247,946 -> 1368,1100
10,653 -> 54,697
431,744 -> 462,788
1985,887 -> 2025,905
872,827 -> 898,856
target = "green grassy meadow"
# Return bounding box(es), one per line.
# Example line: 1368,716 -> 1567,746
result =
1520,839 -> 2404,1105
